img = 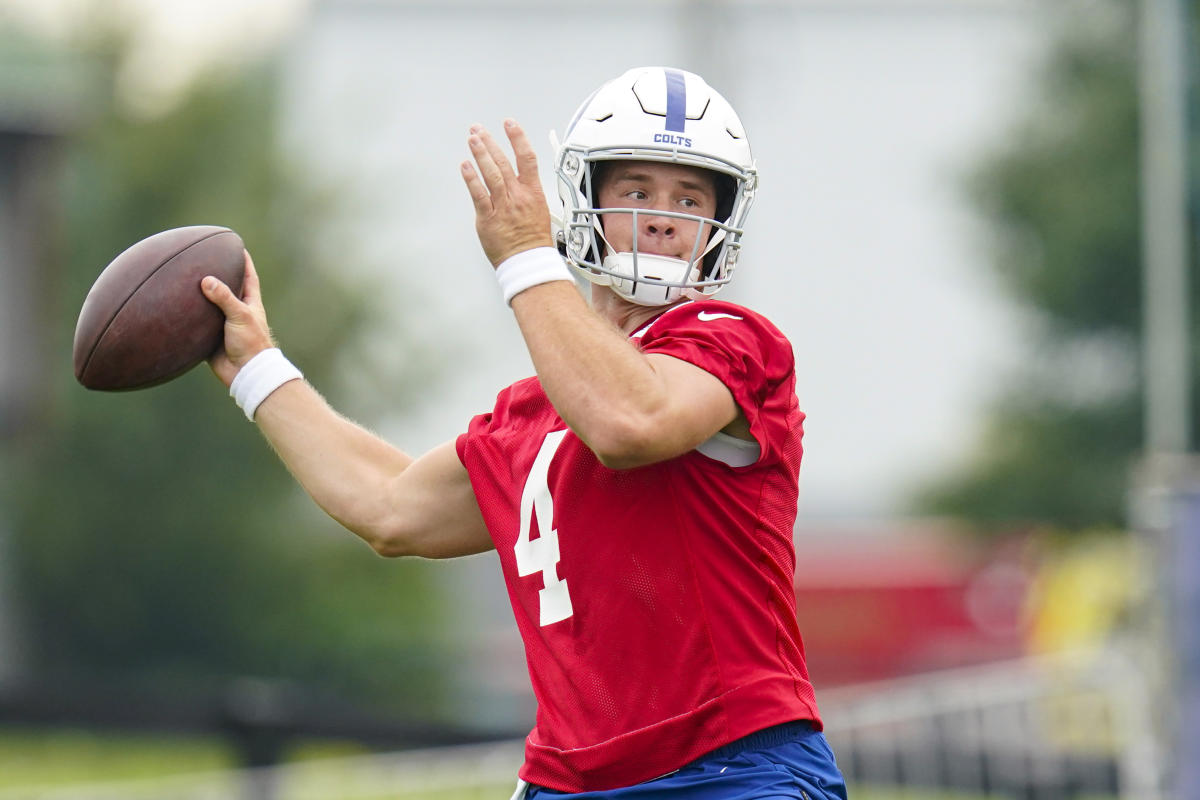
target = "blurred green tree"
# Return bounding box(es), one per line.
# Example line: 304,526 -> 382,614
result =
915,1 -> 1168,529
2,33 -> 455,718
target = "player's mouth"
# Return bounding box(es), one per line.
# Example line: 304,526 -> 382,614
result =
631,247 -> 685,260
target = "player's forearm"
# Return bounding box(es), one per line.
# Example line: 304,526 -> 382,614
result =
251,380 -> 416,548
509,282 -> 676,465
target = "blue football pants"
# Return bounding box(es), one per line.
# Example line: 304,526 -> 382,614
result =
520,721 -> 848,800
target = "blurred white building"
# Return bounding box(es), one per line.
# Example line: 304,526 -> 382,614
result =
281,0 -> 1046,520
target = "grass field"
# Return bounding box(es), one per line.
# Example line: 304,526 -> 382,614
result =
0,727 -> 232,787
0,727 -> 1115,800
0,727 -> 370,788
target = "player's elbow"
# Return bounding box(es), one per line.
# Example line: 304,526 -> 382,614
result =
594,450 -> 654,471
586,416 -> 669,471
369,531 -> 412,558
358,515 -> 420,559
326,501 -> 415,558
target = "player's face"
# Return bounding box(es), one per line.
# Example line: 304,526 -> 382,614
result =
594,161 -> 718,262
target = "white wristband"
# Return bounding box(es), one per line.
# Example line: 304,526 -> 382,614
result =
229,348 -> 303,421
495,247 -> 573,306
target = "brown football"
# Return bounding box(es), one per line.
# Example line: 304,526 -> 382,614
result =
73,226 -> 245,391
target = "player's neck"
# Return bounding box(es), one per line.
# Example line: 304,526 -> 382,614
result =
590,286 -> 685,335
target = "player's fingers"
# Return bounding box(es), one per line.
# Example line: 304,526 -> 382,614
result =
460,160 -> 493,214
477,125 -> 518,186
201,275 -> 247,318
468,128 -> 506,197
504,119 -> 540,186
240,250 -> 263,306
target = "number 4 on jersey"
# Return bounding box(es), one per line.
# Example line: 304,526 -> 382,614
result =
515,429 -> 573,626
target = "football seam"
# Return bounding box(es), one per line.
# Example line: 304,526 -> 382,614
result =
80,228 -> 235,383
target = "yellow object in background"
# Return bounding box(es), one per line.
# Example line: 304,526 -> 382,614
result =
1026,530 -> 1147,654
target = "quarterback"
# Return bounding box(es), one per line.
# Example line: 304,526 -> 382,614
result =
201,67 -> 847,799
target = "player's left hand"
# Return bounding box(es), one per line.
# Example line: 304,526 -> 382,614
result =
461,119 -> 554,268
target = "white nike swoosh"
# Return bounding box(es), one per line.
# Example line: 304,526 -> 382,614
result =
697,311 -> 743,322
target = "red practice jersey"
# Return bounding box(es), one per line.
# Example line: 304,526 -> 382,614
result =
456,299 -> 820,792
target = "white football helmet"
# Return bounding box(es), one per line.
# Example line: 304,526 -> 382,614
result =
552,67 -> 758,306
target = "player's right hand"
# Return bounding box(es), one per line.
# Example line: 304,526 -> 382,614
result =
461,119 -> 555,267
201,250 -> 276,388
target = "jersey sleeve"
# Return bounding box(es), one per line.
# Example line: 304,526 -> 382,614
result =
635,301 -> 800,466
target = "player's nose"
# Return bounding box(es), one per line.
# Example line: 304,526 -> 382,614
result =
640,212 -> 676,238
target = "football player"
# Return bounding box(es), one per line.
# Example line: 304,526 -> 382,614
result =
202,66 -> 846,799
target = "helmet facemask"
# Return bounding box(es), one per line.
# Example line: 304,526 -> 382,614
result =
558,153 -> 746,306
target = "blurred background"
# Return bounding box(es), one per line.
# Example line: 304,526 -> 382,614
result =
0,0 -> 1194,797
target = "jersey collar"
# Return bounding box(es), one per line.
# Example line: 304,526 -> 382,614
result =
629,300 -> 695,340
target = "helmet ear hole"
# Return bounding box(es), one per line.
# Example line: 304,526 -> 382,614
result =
587,161 -> 612,204
714,173 -> 736,223
703,172 -> 738,277
577,161 -> 610,265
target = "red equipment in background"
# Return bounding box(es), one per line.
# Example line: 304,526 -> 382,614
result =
793,523 -> 1035,687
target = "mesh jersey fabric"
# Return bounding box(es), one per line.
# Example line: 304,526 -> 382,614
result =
456,299 -> 820,792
